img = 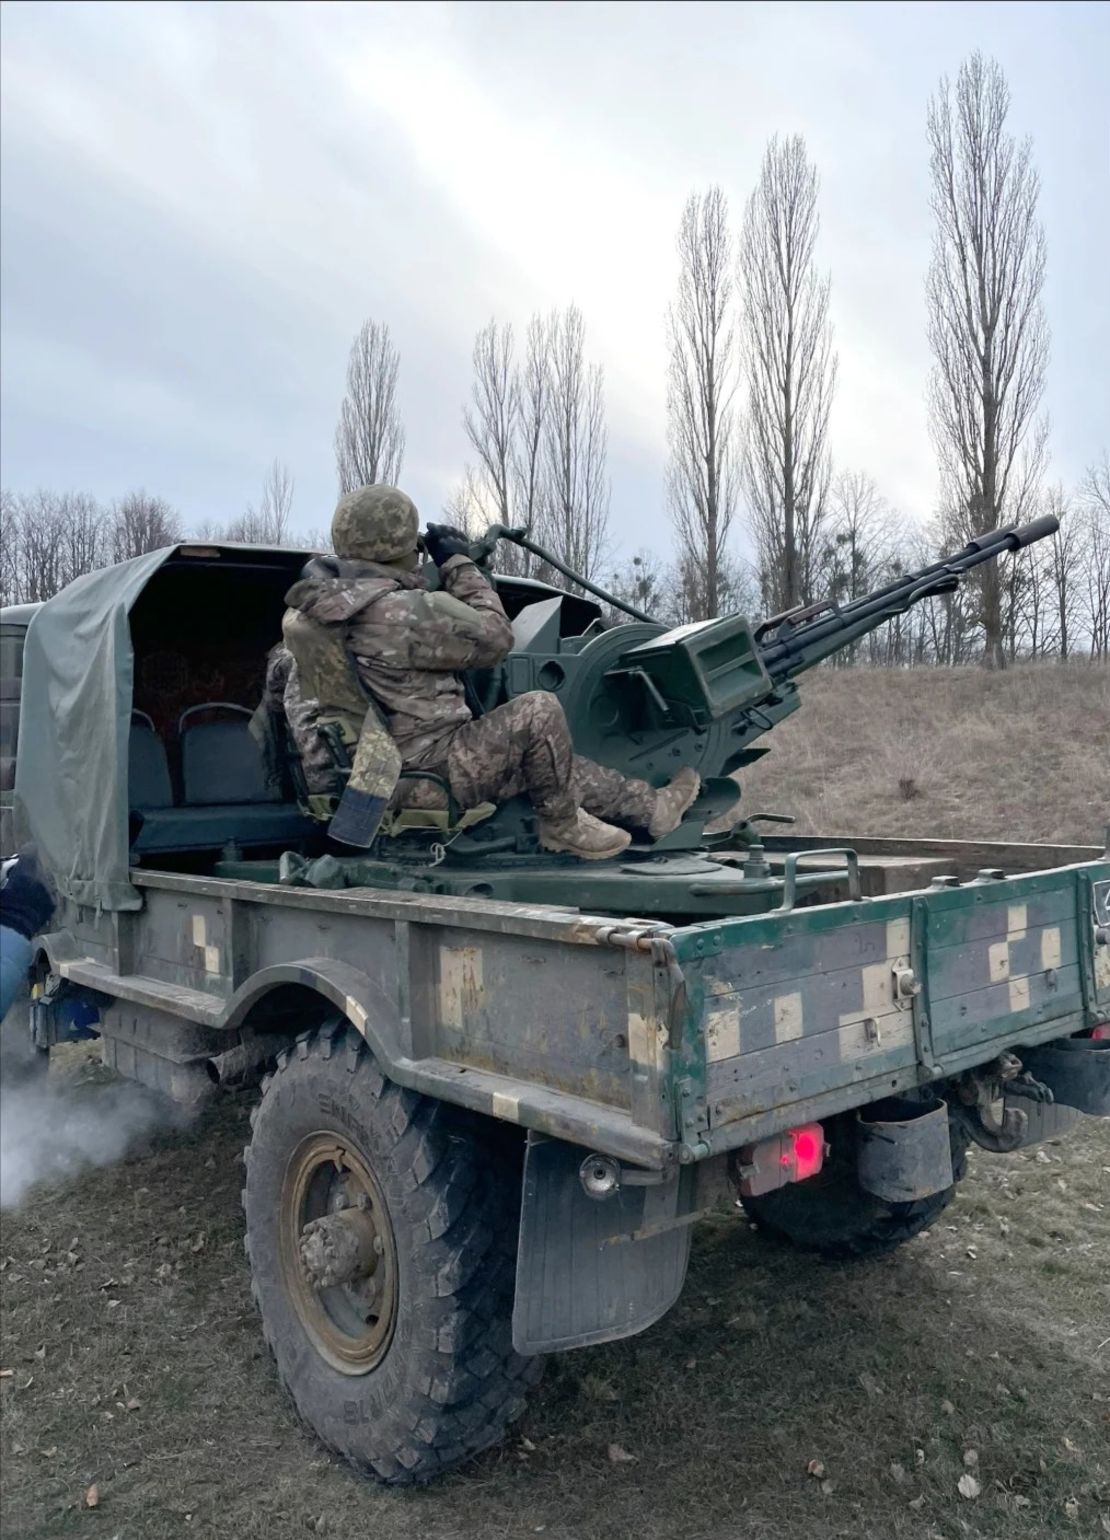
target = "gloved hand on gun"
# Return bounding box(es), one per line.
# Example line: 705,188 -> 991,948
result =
421,523 -> 529,571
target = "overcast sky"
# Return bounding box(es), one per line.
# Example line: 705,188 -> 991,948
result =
1,0 -> 1107,564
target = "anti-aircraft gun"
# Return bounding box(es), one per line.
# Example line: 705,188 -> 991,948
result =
300,513 -> 1060,920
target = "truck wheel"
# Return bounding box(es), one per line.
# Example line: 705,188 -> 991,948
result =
740,1113 -> 969,1261
0,995 -> 49,1086
242,1022 -> 542,1483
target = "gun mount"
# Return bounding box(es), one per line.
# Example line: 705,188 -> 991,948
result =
456,513 -> 1059,790
262,512 -> 1061,919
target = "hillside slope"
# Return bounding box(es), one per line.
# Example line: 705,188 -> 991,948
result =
738,662 -> 1110,846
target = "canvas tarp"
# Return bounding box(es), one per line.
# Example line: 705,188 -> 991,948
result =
14,547 -> 175,911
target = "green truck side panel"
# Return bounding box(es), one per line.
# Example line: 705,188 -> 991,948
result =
42,858 -> 1109,1170
674,863 -> 1109,1146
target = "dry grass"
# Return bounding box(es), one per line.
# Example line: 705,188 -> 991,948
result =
740,662 -> 1110,846
1,1063 -> 1107,1540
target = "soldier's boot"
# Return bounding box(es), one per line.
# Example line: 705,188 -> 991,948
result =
703,796 -> 743,836
538,809 -> 632,861
647,768 -> 702,839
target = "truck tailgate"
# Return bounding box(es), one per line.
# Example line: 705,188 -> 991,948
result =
676,862 -> 1110,1148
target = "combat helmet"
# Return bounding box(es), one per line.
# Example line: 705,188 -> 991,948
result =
331,485 -> 419,564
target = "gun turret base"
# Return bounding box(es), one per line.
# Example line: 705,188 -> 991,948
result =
246,841 -> 855,923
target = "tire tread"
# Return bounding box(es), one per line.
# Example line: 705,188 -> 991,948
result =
242,1023 -> 542,1484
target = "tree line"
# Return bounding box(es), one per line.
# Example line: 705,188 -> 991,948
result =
4,52 -> 1108,662
330,50 -> 1109,664
0,461 -> 318,607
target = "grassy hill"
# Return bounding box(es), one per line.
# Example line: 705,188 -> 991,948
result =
738,662 -> 1110,847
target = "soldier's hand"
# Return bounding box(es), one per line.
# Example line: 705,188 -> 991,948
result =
422,524 -> 472,567
1,847 -> 56,941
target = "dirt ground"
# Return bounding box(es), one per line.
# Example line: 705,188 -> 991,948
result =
740,662 -> 1110,846
1,1050 -> 1107,1540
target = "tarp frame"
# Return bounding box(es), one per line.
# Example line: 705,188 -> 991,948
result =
14,544 -> 308,912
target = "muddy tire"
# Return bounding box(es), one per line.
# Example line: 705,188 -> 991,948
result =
0,995 -> 49,1086
741,1112 -> 969,1261
243,1022 -> 542,1484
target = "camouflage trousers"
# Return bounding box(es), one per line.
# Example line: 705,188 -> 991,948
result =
441,691 -> 658,831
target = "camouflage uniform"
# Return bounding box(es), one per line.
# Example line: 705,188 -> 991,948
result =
283,660 -> 340,797
282,484 -> 667,838
251,644 -> 345,801
444,691 -> 658,829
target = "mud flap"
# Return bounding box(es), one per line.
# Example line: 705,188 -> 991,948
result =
1019,1037 -> 1110,1116
512,1133 -> 692,1356
1001,1096 -> 1081,1144
856,1095 -> 953,1202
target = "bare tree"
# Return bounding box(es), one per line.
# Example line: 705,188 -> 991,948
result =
535,305 -> 610,585
2,487 -> 184,603
442,467 -> 492,539
2,490 -> 108,601
454,315 -> 544,578
666,187 -> 739,620
111,490 -> 182,561
0,490 -> 18,606
11,491 -> 68,600
259,459 -> 294,544
606,549 -> 670,623
228,460 -> 295,544
455,308 -> 609,585
997,438 -> 1051,660
58,493 -> 108,586
740,135 -> 837,614
670,548 -> 757,626
464,320 -> 518,527
334,320 -> 405,492
1080,455 -> 1110,660
1043,490 -> 1084,660
824,471 -> 894,598
926,52 -> 1049,669
492,313 -> 555,578
511,314 -> 551,537
819,471 -> 896,662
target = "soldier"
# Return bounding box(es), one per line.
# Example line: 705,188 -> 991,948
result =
281,484 -> 701,859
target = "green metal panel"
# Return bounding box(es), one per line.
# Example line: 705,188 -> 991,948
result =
676,861 -> 1110,1145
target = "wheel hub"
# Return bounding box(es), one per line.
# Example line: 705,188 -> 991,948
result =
299,1206 -> 381,1289
279,1134 -> 398,1375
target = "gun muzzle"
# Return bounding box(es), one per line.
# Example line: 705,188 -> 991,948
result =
1008,513 -> 1060,549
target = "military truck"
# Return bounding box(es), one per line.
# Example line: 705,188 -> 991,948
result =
3,521 -> 1108,1485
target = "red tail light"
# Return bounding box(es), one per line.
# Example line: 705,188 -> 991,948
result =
789,1125 -> 825,1180
1090,1023 -> 1110,1041
737,1123 -> 826,1196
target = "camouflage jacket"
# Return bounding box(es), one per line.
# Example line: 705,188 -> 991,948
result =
282,554 -> 513,768
249,643 -> 341,799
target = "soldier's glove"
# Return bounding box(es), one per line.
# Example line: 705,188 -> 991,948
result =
422,523 -> 472,567
0,848 -> 56,940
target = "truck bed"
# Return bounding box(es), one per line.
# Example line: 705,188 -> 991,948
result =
40,838 -> 1110,1169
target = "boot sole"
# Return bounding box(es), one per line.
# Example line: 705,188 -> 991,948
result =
538,832 -> 631,860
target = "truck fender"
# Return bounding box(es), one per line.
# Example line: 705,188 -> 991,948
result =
512,1131 -> 692,1356
221,957 -> 405,1074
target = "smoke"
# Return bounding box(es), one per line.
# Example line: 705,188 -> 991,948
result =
0,1070 -> 191,1210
